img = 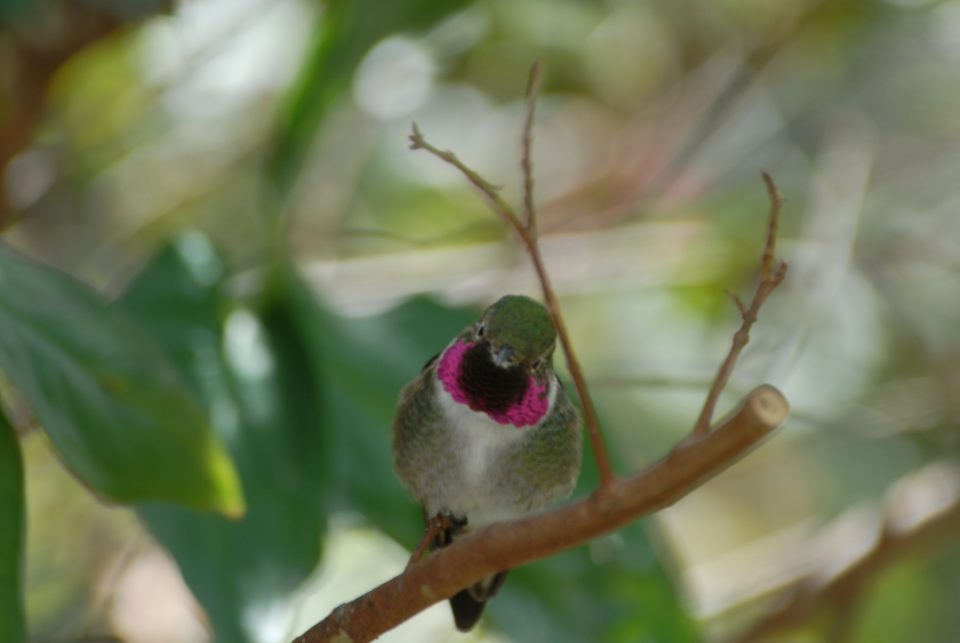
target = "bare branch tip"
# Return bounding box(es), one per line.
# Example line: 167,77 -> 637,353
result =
526,59 -> 544,97
761,170 -> 779,195
770,261 -> 789,287
408,122 -> 424,150
725,288 -> 748,316
521,59 -> 544,232
747,384 -> 790,428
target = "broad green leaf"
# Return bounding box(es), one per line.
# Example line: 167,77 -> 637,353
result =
0,244 -> 242,513
0,0 -> 33,26
120,237 -> 326,643
283,285 -> 477,548
0,410 -> 25,643
266,0 -> 471,200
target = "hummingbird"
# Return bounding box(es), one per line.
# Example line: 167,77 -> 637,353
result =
392,294 -> 582,632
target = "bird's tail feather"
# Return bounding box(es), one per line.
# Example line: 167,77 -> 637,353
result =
430,514 -> 509,632
450,570 -> 509,632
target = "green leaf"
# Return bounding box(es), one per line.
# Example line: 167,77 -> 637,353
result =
0,0 -> 38,27
0,410 -> 25,643
283,287 -> 478,548
120,237 -> 326,643
266,0 -> 471,200
0,244 -> 242,514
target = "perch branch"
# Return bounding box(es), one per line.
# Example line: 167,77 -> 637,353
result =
692,172 -> 787,437
294,385 -> 789,643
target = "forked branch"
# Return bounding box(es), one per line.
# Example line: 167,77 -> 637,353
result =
692,172 -> 787,437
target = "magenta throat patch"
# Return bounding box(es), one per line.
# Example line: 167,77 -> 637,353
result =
437,340 -> 549,427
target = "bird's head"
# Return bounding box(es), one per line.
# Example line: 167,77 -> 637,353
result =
473,294 -> 556,375
437,295 -> 557,427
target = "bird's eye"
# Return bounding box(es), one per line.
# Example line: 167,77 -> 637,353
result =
476,323 -> 485,338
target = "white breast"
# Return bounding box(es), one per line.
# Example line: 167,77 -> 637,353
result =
431,374 -> 558,525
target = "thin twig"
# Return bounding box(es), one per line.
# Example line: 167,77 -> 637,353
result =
725,289 -> 748,317
410,117 -> 617,488
521,60 -> 543,233
294,386 -> 789,643
590,374 -> 716,389
692,172 -> 787,437
524,240 -> 615,487
409,124 -> 517,227
759,172 -> 781,277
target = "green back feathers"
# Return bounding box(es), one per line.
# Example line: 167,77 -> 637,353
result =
482,295 -> 556,359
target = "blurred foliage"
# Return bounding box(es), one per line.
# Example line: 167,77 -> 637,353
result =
119,239 -> 327,643
2,0 -> 960,642
267,0 -> 472,200
0,245 -> 242,513
0,410 -> 25,643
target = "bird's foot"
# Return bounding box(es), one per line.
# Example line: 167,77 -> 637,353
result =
407,512 -> 466,568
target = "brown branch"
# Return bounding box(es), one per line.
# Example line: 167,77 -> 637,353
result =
408,124 -> 516,228
294,385 -> 789,643
410,112 -> 617,488
692,172 -> 787,437
523,240 -> 614,486
521,60 -> 543,232
728,461 -> 960,643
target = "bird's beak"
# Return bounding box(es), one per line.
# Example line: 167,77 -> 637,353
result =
492,345 -> 514,368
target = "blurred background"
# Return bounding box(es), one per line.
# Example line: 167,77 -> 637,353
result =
2,0 -> 960,641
